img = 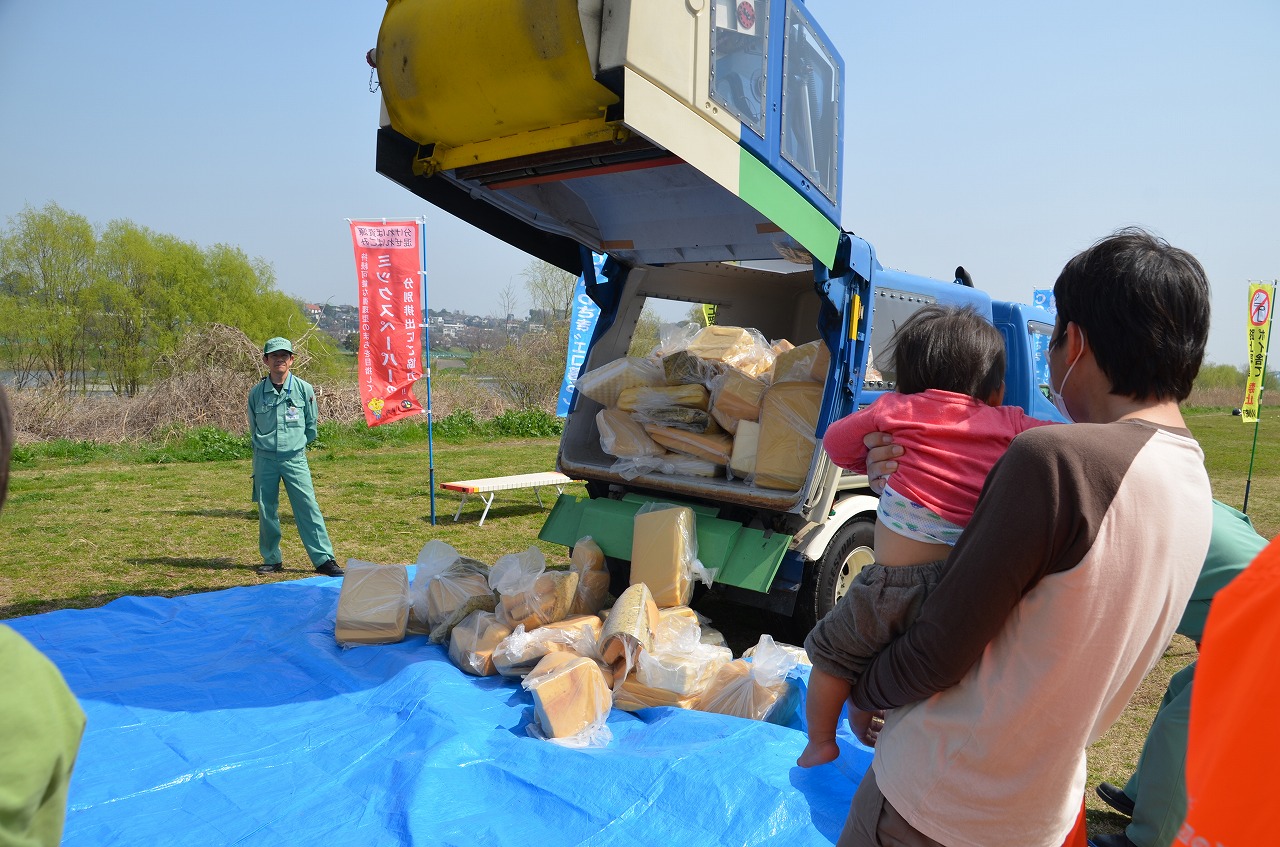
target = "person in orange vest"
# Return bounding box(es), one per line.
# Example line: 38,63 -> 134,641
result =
1179,532 -> 1280,845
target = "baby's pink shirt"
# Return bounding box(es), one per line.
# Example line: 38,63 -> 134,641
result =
822,388 -> 1057,527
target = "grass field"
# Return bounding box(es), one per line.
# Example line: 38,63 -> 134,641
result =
2,408 -> 1276,836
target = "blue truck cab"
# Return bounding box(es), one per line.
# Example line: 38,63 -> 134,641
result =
371,0 -> 1061,629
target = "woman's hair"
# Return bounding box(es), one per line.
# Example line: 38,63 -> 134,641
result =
889,305 -> 1006,400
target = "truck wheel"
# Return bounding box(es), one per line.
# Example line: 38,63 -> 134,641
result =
796,517 -> 875,635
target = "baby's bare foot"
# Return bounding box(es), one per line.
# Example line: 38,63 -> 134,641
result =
797,739 -> 840,768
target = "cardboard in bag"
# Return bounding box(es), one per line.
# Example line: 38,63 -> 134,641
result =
642,424 -> 731,465
752,382 -> 823,491
448,610 -> 512,676
493,615 -> 605,678
712,370 -> 766,422
617,384 -> 709,413
596,409 -> 665,458
730,419 -> 761,478
772,339 -> 829,383
525,652 -> 612,739
334,562 -> 410,645
631,506 -> 696,607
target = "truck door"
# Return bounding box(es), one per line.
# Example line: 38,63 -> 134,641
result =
992,302 -> 1065,421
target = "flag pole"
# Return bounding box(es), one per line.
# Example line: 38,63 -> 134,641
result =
1244,281 -> 1274,514
419,217 -> 437,525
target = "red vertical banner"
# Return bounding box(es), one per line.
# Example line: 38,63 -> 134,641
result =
349,219 -> 424,427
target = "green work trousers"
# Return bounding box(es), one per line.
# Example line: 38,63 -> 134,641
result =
1123,661 -> 1195,847
253,449 -> 334,567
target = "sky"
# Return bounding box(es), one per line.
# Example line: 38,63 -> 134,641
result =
1,0 -> 1275,367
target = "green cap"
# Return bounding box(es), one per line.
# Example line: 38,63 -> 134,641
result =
263,337 -> 294,356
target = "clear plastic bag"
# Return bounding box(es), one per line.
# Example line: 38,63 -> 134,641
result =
408,540 -> 459,632
635,612 -> 732,698
661,349 -> 722,386
599,582 -> 660,688
408,540 -> 491,635
596,409 -> 665,458
686,325 -> 776,379
522,652 -> 614,748
616,384 -> 709,413
727,419 -> 760,482
771,339 -> 829,383
696,634 -> 802,723
575,357 -> 664,408
492,615 -> 604,678
630,504 -> 716,608
641,424 -> 731,466
448,610 -> 512,676
610,453 -> 719,481
648,322 -> 703,358
742,638 -> 811,667
490,547 -> 579,630
569,536 -> 612,616
709,369 -> 766,436
334,560 -> 411,647
628,406 -> 715,433
748,381 -> 824,491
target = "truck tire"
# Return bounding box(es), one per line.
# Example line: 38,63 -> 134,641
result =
796,516 -> 875,635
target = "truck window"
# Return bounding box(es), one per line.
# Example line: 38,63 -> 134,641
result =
1029,320 -> 1054,400
780,1 -> 839,202
864,288 -> 938,391
710,0 -> 771,137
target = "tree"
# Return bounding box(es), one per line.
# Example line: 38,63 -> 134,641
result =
1194,363 -> 1245,391
627,306 -> 662,358
497,280 -> 521,339
92,219 -> 174,395
0,205 -> 315,394
470,329 -> 567,410
0,203 -> 97,388
521,259 -> 577,329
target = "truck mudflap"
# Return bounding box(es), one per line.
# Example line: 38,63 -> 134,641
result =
538,493 -> 792,593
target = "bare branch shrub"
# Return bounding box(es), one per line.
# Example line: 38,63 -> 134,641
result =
9,323 -> 518,443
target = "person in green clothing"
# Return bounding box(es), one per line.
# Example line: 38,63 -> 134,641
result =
250,337 -> 343,577
0,385 -> 87,847
1090,499 -> 1267,847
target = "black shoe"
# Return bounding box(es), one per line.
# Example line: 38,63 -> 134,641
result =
1088,833 -> 1137,847
1095,782 -> 1135,817
315,560 -> 344,577
256,562 -> 283,574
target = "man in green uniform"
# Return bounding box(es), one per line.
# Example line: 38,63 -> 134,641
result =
0,385 -> 87,847
250,337 -> 343,577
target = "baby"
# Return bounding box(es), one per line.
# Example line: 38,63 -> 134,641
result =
798,304 -> 1056,767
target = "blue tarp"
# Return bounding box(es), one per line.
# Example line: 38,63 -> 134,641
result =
10,574 -> 870,846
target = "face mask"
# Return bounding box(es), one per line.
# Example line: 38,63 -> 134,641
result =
1048,338 -> 1080,423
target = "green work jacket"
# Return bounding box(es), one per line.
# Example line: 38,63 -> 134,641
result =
1179,500 -> 1268,642
248,374 -> 318,454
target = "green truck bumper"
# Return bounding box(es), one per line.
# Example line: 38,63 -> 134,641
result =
538,494 -> 791,594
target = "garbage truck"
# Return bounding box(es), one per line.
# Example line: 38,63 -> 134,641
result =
370,0 -> 1061,631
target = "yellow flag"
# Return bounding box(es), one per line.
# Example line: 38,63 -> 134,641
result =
701,304 -> 717,327
1242,282 -> 1275,423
